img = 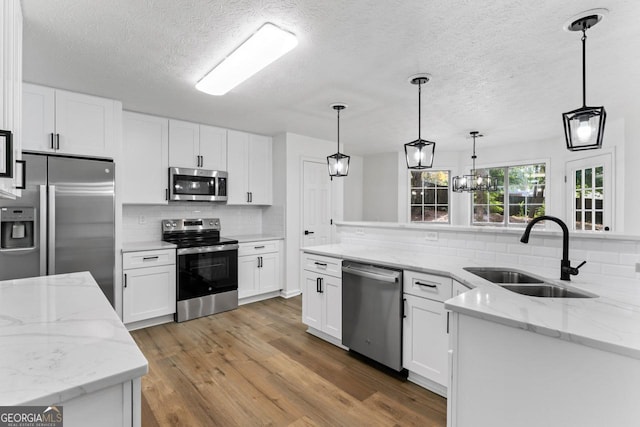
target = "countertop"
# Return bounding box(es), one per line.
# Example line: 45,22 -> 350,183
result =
302,244 -> 640,360
122,241 -> 177,252
0,272 -> 148,405
226,234 -> 284,243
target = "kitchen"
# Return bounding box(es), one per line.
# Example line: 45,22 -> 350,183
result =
1,1 -> 640,426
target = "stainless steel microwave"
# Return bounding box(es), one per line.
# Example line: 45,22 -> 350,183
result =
168,167 -> 228,202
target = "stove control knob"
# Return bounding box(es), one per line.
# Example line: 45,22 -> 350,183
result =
164,223 -> 170,228
172,222 -> 177,227
209,221 -> 214,225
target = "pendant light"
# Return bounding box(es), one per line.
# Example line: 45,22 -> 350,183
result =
562,10 -> 607,151
327,103 -> 350,177
452,131 -> 497,192
404,74 -> 436,169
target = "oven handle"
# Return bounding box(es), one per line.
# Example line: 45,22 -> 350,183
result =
177,244 -> 239,255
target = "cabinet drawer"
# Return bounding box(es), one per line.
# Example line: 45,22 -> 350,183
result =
238,240 -> 280,256
123,249 -> 175,269
302,253 -> 342,278
404,270 -> 452,302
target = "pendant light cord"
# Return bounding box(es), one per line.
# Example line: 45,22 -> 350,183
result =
336,108 -> 340,154
582,27 -> 587,107
471,134 -> 477,176
418,82 -> 422,141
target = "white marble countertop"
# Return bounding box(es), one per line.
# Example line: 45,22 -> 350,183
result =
0,272 -> 148,405
122,241 -> 177,252
226,234 -> 284,243
302,244 -> 640,360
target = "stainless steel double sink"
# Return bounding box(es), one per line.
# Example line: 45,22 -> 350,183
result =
463,267 -> 596,298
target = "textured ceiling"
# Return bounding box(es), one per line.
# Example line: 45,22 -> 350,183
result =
20,0 -> 640,155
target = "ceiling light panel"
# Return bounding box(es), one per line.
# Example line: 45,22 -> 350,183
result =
196,23 -> 298,96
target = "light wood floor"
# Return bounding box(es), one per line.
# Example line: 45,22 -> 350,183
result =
131,296 -> 447,427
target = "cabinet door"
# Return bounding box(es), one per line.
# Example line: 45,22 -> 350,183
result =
22,83 -> 55,152
322,275 -> 342,339
238,255 -> 259,299
123,264 -> 176,324
247,134 -> 272,205
258,252 -> 279,293
226,130 -> 249,204
302,270 -> 323,331
122,112 -> 169,204
54,89 -> 115,158
402,294 -> 449,387
199,125 -> 227,170
168,119 -> 199,168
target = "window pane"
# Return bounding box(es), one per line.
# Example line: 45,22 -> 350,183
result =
585,168 -> 593,189
585,197 -> 592,210
595,166 -> 603,187
411,189 -> 422,204
425,189 -> 435,204
436,206 -> 449,222
575,211 -> 582,230
474,206 -> 488,222
437,189 -> 448,204
595,198 -> 603,210
424,207 -> 435,221
489,204 -> 504,223
410,172 -> 421,187
575,191 -> 582,209
585,212 -> 593,230
411,206 -> 423,222
575,170 -> 582,189
595,211 -> 603,227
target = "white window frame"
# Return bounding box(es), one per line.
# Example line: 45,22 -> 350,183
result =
469,159 -> 550,227
407,169 -> 452,224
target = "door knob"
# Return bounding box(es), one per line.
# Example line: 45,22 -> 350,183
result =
304,230 -> 315,235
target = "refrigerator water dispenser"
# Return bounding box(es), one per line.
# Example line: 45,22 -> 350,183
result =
0,207 -> 35,250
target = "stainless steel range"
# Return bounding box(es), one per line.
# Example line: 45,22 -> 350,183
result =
162,218 -> 238,322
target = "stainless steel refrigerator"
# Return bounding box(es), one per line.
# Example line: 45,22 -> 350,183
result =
0,153 -> 115,305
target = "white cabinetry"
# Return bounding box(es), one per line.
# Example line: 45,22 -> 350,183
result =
0,0 -> 22,198
168,119 -> 227,170
453,280 -> 470,296
237,240 -> 281,301
22,83 -> 119,158
301,253 -> 342,342
403,270 -> 452,397
122,112 -> 169,204
227,130 -> 272,205
122,249 -> 176,329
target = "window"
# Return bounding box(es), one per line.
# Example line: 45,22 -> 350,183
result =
566,153 -> 612,231
410,170 -> 450,223
472,163 -> 546,226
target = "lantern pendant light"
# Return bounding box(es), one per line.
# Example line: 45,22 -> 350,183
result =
562,10 -> 607,151
404,74 -> 436,169
327,103 -> 350,177
452,131 -> 497,193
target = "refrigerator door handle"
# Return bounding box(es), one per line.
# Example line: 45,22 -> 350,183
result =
39,185 -> 47,276
48,185 -> 56,275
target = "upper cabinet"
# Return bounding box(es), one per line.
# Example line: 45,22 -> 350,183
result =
22,83 -> 119,159
168,119 -> 227,170
227,130 -> 272,205
122,111 -> 169,204
0,0 -> 23,198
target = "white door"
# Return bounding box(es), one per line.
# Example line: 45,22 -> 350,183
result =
302,160 -> 332,247
54,89 -> 115,158
199,125 -> 227,170
566,153 -> 613,231
122,112 -> 169,204
168,119 -> 199,168
22,83 -> 55,152
123,265 -> 176,324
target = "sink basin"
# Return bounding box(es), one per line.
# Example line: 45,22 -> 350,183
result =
463,267 -> 544,284
501,284 -> 595,298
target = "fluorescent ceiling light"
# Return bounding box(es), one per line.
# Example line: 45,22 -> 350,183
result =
196,22 -> 298,96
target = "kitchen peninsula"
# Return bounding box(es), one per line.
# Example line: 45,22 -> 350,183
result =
0,272 -> 147,427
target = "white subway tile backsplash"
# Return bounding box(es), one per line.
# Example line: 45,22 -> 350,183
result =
601,264 -> 636,279
507,243 -> 532,255
518,255 -> 545,268
586,250 -> 620,265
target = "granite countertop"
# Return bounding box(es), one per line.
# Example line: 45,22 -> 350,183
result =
226,234 -> 284,243
0,272 -> 148,405
122,241 -> 177,252
302,243 -> 640,360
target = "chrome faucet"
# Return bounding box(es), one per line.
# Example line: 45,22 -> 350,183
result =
520,215 -> 586,281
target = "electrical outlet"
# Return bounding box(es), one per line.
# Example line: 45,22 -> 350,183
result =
138,215 -> 146,224
425,231 -> 438,241
355,228 -> 365,236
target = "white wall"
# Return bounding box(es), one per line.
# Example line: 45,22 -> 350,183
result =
362,152 -> 399,222
343,154 -> 363,221
281,132 -> 344,297
262,133 -> 286,236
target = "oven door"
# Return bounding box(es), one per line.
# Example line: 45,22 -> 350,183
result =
176,245 -> 238,301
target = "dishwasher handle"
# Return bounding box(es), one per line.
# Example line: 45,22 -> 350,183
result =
342,265 -> 400,283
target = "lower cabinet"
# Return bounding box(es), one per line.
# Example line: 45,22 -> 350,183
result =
402,270 -> 453,396
301,253 -> 342,341
122,249 -> 176,326
237,240 -> 282,301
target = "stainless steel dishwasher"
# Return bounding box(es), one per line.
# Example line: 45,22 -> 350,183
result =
342,261 -> 403,371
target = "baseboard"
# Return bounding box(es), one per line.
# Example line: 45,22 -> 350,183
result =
280,289 -> 302,299
239,290 -> 281,305
125,314 -> 174,331
407,371 -> 448,397
305,327 -> 348,350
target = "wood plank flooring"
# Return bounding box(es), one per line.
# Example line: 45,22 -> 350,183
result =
131,296 -> 447,427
